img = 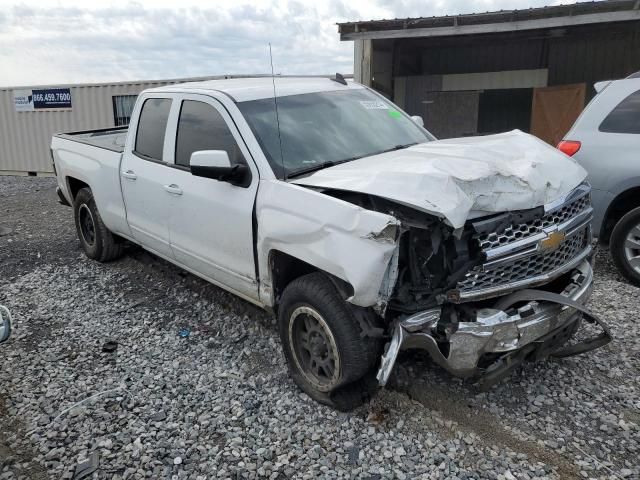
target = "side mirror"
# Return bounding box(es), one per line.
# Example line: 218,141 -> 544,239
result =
0,306 -> 12,344
190,150 -> 249,187
411,115 -> 424,127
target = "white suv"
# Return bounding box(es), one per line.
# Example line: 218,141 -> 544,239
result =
559,73 -> 640,285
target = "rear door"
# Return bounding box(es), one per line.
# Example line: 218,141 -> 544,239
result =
120,95 -> 175,259
164,94 -> 260,300
573,82 -> 640,190
565,80 -> 640,234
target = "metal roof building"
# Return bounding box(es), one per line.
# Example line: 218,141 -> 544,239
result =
0,74 -> 350,176
338,0 -> 640,143
0,75 -> 263,176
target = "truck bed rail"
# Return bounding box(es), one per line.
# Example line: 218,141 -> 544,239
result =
54,127 -> 128,153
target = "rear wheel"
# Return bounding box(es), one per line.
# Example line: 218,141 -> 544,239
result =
278,272 -> 382,411
73,188 -> 124,262
610,206 -> 640,286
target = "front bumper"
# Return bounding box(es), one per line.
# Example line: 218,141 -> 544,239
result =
377,259 -> 609,386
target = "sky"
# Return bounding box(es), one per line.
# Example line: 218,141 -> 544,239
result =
0,0 -> 565,87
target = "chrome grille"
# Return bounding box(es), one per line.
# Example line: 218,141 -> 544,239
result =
452,185 -> 593,301
458,227 -> 589,292
478,194 -> 590,250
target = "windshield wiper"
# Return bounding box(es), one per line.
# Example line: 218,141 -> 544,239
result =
378,142 -> 418,154
286,161 -> 338,179
286,157 -> 363,179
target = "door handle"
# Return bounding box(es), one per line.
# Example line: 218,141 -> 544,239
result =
122,170 -> 137,180
163,184 -> 183,195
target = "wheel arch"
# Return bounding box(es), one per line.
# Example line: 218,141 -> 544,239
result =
66,176 -> 91,201
268,250 -> 354,314
600,186 -> 640,243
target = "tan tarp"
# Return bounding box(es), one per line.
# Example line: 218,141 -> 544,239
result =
530,83 -> 586,146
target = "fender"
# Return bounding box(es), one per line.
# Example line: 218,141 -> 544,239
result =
256,179 -> 400,309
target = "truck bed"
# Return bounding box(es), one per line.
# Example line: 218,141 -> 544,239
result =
51,126 -> 130,238
54,127 -> 128,153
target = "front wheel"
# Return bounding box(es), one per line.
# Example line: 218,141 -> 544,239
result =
73,188 -> 124,262
278,273 -> 382,411
610,206 -> 640,286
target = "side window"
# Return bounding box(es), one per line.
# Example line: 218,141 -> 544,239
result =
175,100 -> 246,167
134,98 -> 172,161
599,89 -> 640,134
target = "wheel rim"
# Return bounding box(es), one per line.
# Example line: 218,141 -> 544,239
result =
78,204 -> 96,246
624,223 -> 640,274
289,306 -> 341,392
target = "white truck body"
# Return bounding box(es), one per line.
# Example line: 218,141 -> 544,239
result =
51,77 -> 609,407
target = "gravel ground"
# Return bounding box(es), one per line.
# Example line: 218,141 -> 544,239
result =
0,176 -> 638,480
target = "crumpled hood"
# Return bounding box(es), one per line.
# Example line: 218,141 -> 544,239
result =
291,130 -> 587,229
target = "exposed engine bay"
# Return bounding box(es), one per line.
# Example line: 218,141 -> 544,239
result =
321,188 -> 547,312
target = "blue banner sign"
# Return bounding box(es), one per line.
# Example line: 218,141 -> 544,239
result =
13,88 -> 72,111
32,88 -> 72,109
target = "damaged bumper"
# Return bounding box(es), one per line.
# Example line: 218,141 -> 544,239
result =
377,259 -> 611,387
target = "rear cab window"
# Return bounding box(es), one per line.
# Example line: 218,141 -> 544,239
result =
174,100 -> 247,168
599,89 -> 640,134
134,98 -> 172,161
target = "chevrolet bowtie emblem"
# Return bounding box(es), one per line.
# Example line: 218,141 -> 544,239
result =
540,231 -> 566,253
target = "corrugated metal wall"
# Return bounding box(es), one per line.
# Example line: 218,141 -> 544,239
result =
0,76 -> 222,174
397,69 -> 548,137
376,19 -> 640,139
442,69 -> 547,91
390,21 -> 640,84
416,35 -> 546,75
548,24 -> 640,98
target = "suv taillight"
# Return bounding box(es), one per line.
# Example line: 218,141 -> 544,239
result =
557,140 -> 581,157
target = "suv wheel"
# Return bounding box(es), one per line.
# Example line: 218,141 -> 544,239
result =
278,272 -> 382,411
74,188 -> 124,262
610,206 -> 640,286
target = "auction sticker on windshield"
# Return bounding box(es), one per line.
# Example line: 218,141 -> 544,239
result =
360,100 -> 388,109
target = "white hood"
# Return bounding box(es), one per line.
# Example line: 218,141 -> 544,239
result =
291,130 -> 587,229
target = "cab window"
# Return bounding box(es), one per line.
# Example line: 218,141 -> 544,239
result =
134,98 -> 172,161
175,100 -> 246,167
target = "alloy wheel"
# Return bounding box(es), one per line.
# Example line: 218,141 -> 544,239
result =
289,306 -> 341,392
78,204 -> 96,246
624,223 -> 640,274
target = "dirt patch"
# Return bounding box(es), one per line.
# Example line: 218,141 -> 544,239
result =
0,395 -> 48,480
398,378 -> 581,479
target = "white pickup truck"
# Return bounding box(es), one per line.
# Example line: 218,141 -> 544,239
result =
52,77 -> 611,410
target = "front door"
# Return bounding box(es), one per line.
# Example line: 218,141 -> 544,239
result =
165,95 -> 259,299
120,96 -> 175,259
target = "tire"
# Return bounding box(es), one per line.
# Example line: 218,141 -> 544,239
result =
278,272 -> 382,411
73,188 -> 124,262
610,206 -> 640,286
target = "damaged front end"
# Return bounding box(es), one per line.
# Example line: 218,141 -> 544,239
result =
376,182 -> 612,388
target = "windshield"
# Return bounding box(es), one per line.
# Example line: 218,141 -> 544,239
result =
237,88 -> 433,179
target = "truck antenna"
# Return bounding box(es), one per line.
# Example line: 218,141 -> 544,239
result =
331,72 -> 348,85
269,43 -> 286,178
